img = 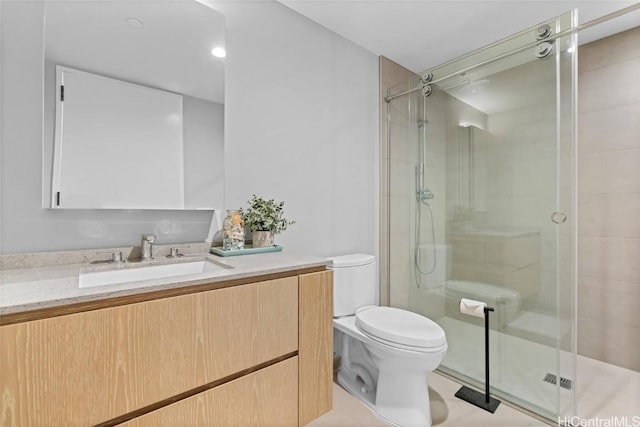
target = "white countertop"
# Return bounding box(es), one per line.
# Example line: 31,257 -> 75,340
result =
0,252 -> 329,316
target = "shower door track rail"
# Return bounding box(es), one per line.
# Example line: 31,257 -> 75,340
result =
384,3 -> 640,103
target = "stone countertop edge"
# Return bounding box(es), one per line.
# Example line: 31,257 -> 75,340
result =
0,252 -> 330,316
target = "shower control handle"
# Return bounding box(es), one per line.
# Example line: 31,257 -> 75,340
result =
416,188 -> 435,201
415,165 -> 434,201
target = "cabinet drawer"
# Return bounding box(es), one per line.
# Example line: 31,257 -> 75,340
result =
120,357 -> 299,427
0,277 -> 298,426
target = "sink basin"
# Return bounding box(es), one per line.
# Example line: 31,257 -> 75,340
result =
79,259 -> 231,288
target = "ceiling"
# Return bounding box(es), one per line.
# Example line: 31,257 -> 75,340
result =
279,0 -> 640,73
42,1 -> 638,103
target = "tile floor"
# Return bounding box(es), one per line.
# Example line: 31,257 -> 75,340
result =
575,355 -> 640,421
308,372 -> 549,426
309,354 -> 640,427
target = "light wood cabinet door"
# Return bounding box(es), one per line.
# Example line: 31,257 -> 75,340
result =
298,270 -> 333,426
120,357 -> 299,427
0,277 -> 298,426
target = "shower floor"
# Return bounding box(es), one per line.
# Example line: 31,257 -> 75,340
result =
438,316 -> 572,417
436,316 -> 640,422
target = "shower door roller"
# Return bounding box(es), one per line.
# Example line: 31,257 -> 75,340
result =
535,42 -> 553,58
551,212 -> 567,224
535,24 -> 552,40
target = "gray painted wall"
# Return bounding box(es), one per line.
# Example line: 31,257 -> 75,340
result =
1,0 -> 379,261
217,0 -> 379,259
1,1 -> 214,254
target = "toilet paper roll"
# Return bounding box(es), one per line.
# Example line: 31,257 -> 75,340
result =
459,298 -> 487,318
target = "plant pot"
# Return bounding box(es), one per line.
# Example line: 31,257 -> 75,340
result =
252,231 -> 274,248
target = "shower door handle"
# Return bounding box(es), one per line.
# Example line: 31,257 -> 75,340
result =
551,212 -> 567,224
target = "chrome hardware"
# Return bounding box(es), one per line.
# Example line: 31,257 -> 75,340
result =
141,234 -> 156,260
536,42 -> 553,58
536,24 -> 552,40
416,188 -> 435,202
420,73 -> 434,84
112,251 -> 124,263
421,73 -> 433,97
167,247 -> 183,258
551,212 -> 567,224
90,251 -> 126,264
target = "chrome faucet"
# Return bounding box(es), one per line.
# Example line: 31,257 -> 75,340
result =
141,234 -> 156,260
167,247 -> 183,258
89,251 -> 126,265
112,251 -> 124,263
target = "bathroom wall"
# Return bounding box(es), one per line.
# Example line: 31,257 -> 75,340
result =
380,57 -> 417,307
214,0 -> 379,259
577,26 -> 640,372
381,57 -> 447,318
451,26 -> 640,370
0,1 -> 216,254
1,0 -> 379,258
407,86 -> 447,319
476,57 -> 562,319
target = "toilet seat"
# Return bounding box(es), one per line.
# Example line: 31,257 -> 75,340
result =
355,306 -> 446,352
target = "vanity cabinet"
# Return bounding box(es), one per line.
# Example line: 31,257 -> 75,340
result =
119,357 -> 299,427
0,270 -> 333,426
299,271 -> 334,426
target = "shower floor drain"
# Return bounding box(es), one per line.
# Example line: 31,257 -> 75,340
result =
543,373 -> 572,390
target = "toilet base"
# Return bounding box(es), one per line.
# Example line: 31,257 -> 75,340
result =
334,316 -> 444,427
337,368 -> 433,427
336,371 -> 401,427
374,367 -> 432,427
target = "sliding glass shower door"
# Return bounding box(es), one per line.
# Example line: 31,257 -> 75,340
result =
386,11 -> 577,420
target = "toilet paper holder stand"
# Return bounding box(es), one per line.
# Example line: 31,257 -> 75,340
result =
454,305 -> 502,413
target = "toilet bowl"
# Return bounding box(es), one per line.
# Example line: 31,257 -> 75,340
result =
330,254 -> 447,427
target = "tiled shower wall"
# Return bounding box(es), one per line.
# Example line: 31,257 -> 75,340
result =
577,26 -> 640,371
380,57 -> 447,317
379,56 -> 416,307
449,55 -> 575,348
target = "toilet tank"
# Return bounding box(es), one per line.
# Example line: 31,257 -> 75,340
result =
328,254 -> 376,317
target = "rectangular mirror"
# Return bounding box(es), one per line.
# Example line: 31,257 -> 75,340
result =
42,0 -> 225,210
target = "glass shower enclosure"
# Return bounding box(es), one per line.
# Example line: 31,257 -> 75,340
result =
386,11 -> 577,421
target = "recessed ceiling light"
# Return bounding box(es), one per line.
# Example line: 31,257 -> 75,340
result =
211,47 -> 226,58
126,18 -> 144,29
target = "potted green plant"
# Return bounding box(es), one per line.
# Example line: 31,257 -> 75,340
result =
241,195 -> 295,248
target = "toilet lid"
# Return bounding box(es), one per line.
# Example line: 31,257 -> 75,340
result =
355,306 -> 446,349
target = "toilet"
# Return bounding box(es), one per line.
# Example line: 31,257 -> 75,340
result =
330,254 -> 447,427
